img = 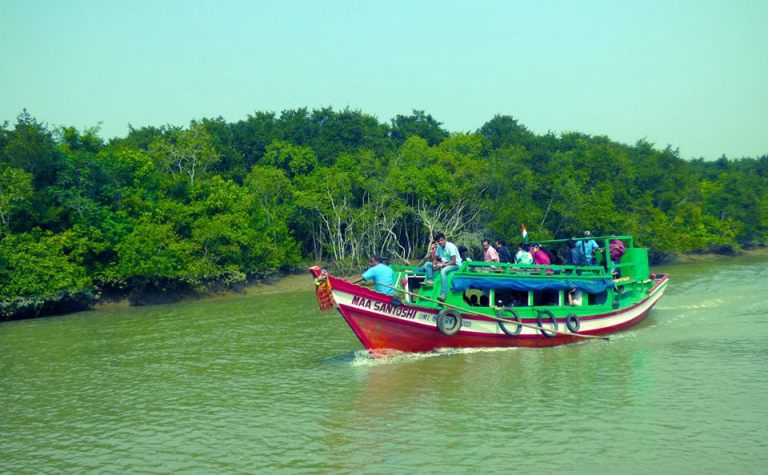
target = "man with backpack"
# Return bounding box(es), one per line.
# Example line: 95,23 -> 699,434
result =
578,231 -> 600,266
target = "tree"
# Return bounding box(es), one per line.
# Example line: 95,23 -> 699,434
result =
1,110 -> 63,189
148,123 -> 220,186
260,140 -> 318,178
390,110 -> 449,146
478,114 -> 536,149
0,165 -> 33,230
111,218 -> 200,286
0,231 -> 97,318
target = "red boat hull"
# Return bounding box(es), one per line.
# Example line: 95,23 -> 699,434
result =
311,267 -> 668,353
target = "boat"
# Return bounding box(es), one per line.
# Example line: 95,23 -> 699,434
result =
310,235 -> 669,353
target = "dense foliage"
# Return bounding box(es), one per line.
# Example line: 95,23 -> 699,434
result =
1,108 -> 766,318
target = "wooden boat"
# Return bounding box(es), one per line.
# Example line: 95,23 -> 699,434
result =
310,235 -> 668,353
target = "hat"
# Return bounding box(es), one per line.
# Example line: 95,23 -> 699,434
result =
584,230 -> 591,237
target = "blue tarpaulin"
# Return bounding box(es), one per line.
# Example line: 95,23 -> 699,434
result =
451,276 -> 614,294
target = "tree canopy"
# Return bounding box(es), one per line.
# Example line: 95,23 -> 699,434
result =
1,108 -> 766,318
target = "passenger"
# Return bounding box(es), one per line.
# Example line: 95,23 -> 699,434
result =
424,232 -> 462,302
479,295 -> 489,306
459,245 -> 472,262
495,239 -> 513,263
469,294 -> 479,306
418,238 -> 439,267
579,231 -> 600,266
413,238 -> 438,285
530,243 -> 553,274
482,239 -> 500,263
566,238 -> 587,267
545,246 -> 563,265
351,255 -> 395,295
568,288 -> 583,306
609,235 -> 626,278
515,242 -> 533,265
530,243 -> 551,265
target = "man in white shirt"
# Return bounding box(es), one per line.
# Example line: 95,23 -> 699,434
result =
424,232 -> 462,302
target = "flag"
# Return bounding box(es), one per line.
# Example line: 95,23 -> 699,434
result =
521,224 -> 528,243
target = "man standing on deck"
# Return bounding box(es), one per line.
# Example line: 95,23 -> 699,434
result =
495,239 -> 513,263
482,239 -> 500,262
424,232 -> 462,302
579,231 -> 600,266
352,255 -> 395,295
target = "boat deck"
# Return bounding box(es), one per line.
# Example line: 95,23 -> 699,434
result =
389,235 -> 655,316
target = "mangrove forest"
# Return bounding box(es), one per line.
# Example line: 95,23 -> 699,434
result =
1,108 -> 766,319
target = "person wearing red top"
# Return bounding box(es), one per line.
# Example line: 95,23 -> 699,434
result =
609,236 -> 626,277
530,243 -> 551,265
482,239 -> 500,262
530,243 -> 553,274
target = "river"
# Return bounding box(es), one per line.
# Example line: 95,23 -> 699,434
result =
1,255 -> 767,474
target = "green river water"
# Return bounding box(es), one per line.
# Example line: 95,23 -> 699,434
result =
1,256 -> 767,474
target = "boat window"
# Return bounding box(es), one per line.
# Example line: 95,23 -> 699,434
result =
532,290 -> 559,307
463,289 -> 490,307
494,289 -> 529,307
587,291 -> 608,305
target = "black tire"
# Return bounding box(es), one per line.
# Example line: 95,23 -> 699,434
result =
497,307 -> 523,336
536,310 -> 558,338
565,313 -> 580,333
437,309 -> 462,336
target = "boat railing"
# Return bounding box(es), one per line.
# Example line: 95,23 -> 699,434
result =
391,235 -> 646,285
391,261 -> 610,280
458,261 -> 609,278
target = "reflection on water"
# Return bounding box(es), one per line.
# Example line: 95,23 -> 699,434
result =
2,258 -> 768,473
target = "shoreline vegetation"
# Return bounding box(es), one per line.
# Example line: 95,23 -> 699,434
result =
1,108 -> 766,321
91,245 -> 768,311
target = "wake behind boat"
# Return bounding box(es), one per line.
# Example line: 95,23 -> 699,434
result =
311,235 -> 668,353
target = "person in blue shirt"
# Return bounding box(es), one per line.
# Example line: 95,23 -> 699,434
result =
578,230 -> 601,266
352,255 -> 395,295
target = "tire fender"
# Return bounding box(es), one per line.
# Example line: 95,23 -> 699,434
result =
437,309 -> 463,336
565,313 -> 581,333
497,307 -> 523,336
536,310 -> 558,338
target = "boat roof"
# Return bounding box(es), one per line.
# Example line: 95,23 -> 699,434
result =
532,234 -> 633,247
391,235 -> 646,293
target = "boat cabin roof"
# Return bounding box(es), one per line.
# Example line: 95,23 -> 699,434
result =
391,235 -> 648,293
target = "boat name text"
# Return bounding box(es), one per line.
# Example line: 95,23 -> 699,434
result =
350,296 -> 421,319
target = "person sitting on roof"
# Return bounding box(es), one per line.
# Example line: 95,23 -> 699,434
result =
351,255 -> 395,295
424,232 -> 462,302
417,238 -> 439,267
459,245 -> 472,262
515,242 -> 533,265
530,243 -> 553,274
530,243 -> 551,265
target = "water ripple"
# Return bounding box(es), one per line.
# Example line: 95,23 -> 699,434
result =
2,267 -> 768,473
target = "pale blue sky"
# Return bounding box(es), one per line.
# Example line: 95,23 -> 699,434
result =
2,0 -> 766,159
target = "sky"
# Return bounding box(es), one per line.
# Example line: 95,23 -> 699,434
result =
1,0 -> 767,160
